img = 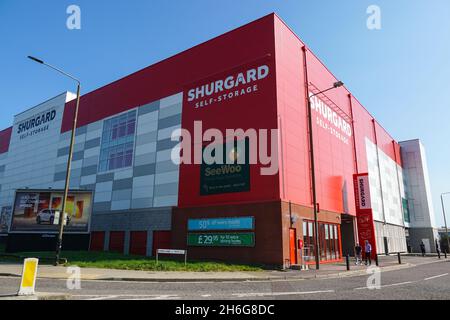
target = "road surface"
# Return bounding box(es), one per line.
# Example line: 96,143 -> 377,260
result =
0,260 -> 448,300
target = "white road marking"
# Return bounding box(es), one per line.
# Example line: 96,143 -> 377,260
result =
424,273 -> 448,281
355,281 -> 415,290
232,290 -> 334,298
201,294 -> 212,297
72,294 -> 180,300
88,295 -> 120,300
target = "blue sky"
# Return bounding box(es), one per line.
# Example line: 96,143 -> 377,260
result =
1,0 -> 449,227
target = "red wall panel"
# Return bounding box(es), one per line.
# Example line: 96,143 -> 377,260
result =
274,17 -> 310,206
109,231 -> 125,253
152,231 -> 171,256
0,127 -> 12,154
89,231 -> 105,252
129,231 -> 147,256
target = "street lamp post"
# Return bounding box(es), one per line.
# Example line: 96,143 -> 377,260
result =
307,81 -> 344,270
28,56 -> 81,266
440,192 -> 450,253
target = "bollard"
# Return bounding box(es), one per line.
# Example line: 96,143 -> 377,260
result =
444,250 -> 447,259
375,255 -> 379,267
397,252 -> 402,265
346,254 -> 350,271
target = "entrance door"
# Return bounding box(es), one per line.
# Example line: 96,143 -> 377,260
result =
289,229 -> 297,265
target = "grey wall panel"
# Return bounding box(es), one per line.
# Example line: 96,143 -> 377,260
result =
136,131 -> 158,146
112,178 -> 133,191
81,165 -> 98,177
133,164 -> 156,177
57,147 -> 70,157
97,173 -> 115,183
158,114 -> 181,130
138,101 -> 160,115
85,137 -> 101,150
75,125 -> 87,136
156,138 -> 179,152
134,153 -> 157,167
154,183 -> 178,197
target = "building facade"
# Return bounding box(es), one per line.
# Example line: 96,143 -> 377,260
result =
0,14 -> 436,265
399,139 -> 439,253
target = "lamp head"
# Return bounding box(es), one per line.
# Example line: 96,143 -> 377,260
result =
333,81 -> 344,88
27,56 -> 44,64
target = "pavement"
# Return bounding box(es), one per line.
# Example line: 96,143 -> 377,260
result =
0,257 -> 450,303
0,254 -> 431,283
2,255 -> 446,281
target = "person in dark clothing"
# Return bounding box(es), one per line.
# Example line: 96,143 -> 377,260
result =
420,241 -> 426,257
355,243 -> 362,265
436,240 -> 440,254
364,240 -> 372,266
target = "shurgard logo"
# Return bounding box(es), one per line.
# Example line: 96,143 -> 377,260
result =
309,92 -> 352,145
187,64 -> 270,109
17,108 -> 57,140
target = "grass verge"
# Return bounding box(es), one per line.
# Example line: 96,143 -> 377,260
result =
0,251 -> 265,272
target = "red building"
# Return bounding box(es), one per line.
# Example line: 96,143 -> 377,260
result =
0,13 -> 410,266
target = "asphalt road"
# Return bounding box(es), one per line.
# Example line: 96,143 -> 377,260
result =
0,260 -> 449,300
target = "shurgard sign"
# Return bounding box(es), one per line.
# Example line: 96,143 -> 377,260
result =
353,173 -> 377,258
200,138 -> 250,196
187,233 -> 255,247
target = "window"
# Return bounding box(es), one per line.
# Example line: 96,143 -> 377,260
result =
303,220 -> 342,263
99,110 -> 137,172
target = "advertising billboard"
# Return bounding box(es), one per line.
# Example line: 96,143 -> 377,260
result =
9,190 -> 92,234
188,217 -> 254,231
187,233 -> 255,247
353,174 -> 377,258
200,139 -> 250,196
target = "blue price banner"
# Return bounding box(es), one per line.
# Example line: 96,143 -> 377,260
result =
188,217 -> 254,231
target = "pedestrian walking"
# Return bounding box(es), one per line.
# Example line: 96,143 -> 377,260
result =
355,243 -> 362,265
364,240 -> 372,266
420,241 -> 426,257
436,240 -> 440,254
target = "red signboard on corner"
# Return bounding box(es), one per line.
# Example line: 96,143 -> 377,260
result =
353,173 -> 377,258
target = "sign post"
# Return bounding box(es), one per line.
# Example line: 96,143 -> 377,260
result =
156,249 -> 187,267
18,258 -> 39,296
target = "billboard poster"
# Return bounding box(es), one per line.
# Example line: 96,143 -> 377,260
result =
200,138 -> 250,196
353,173 -> 377,258
9,190 -> 92,233
0,206 -> 12,234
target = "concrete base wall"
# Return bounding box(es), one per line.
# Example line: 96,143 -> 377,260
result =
374,222 -> 407,254
408,227 -> 439,253
90,207 -> 172,256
